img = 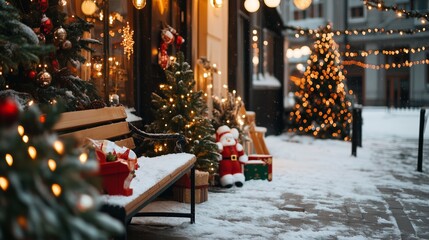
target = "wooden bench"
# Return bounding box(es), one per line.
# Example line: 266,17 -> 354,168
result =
52,106 -> 196,239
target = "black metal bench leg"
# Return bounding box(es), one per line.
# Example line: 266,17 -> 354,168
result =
190,166 -> 195,223
100,204 -> 128,240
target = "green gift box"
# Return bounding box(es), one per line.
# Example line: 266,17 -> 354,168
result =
244,160 -> 268,181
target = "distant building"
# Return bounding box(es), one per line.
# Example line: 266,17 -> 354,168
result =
281,0 -> 429,107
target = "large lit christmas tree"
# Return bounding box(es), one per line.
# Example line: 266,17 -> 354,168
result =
0,0 -> 103,111
289,25 -> 353,140
145,51 -> 219,173
0,98 -> 123,239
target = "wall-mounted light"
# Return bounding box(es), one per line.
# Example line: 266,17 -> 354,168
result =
293,0 -> 312,10
244,0 -> 260,13
81,0 -> 97,16
132,0 -> 146,9
264,0 -> 281,8
244,0 -> 282,13
210,0 -> 223,8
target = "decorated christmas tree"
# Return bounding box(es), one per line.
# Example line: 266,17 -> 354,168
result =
289,25 -> 353,140
0,97 -> 123,239
145,51 -> 219,174
0,0 -> 103,111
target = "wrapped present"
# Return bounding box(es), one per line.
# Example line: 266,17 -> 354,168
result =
89,139 -> 138,196
244,160 -> 268,181
248,154 -> 273,181
173,170 -> 209,204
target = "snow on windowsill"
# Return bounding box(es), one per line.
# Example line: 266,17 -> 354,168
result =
252,73 -> 281,89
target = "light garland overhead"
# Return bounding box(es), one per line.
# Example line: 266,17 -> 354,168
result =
364,0 -> 429,23
343,46 -> 428,57
285,24 -> 428,38
343,58 -> 429,70
121,22 -> 134,60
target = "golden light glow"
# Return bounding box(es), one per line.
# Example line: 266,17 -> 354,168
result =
28,146 -> 37,160
17,125 -> 24,136
0,177 -> 9,191
48,159 -> 57,171
121,22 -> 134,60
293,0 -> 312,10
81,0 -> 97,16
5,154 -> 13,166
53,140 -> 64,155
22,135 -> 29,143
132,0 -> 146,9
51,183 -> 62,197
79,153 -> 88,163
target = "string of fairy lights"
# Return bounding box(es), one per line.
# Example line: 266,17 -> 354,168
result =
285,24 -> 428,38
1,124 -> 89,197
364,0 -> 429,23
284,1 -> 429,70
343,45 -> 428,57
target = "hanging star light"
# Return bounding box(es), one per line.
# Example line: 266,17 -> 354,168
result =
121,22 -> 134,60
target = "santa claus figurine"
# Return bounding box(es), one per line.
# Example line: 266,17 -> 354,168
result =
216,125 -> 248,188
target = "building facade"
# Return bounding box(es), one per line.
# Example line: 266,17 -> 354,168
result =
281,0 -> 429,108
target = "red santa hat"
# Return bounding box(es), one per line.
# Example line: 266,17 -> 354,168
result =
216,125 -> 231,142
216,125 -> 240,142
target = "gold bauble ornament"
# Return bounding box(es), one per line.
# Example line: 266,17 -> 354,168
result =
54,26 -> 67,43
36,69 -> 52,87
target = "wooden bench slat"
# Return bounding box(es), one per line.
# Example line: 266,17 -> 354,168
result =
53,106 -> 127,131
60,122 -> 130,145
115,137 -> 136,149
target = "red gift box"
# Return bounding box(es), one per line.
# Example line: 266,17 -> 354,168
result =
248,154 -> 273,181
99,161 -> 133,196
91,140 -> 138,196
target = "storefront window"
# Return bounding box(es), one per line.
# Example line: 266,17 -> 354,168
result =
66,0 -> 135,107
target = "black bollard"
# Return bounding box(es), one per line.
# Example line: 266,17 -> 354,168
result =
417,108 -> 426,172
352,107 -> 358,157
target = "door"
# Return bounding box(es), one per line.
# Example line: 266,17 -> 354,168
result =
386,77 -> 410,108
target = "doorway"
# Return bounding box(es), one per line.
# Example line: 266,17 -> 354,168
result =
386,76 -> 410,108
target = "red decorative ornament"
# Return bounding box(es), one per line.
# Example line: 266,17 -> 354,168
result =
176,35 -> 185,47
161,29 -> 174,45
27,70 -> 37,80
41,15 -> 53,35
158,49 -> 170,69
51,59 -> 59,71
39,0 -> 49,13
0,98 -> 20,127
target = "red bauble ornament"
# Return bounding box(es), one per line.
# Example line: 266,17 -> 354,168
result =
41,15 -> 53,35
39,0 -> 49,12
176,35 -> 185,46
0,98 -> 20,127
51,59 -> 59,71
27,70 -> 37,80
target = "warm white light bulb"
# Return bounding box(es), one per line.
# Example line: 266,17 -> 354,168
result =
132,0 -> 147,9
244,0 -> 260,13
81,0 -> 97,16
293,0 -> 312,10
264,0 -> 280,8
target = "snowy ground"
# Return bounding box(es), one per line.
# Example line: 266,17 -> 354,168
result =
129,107 -> 429,239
